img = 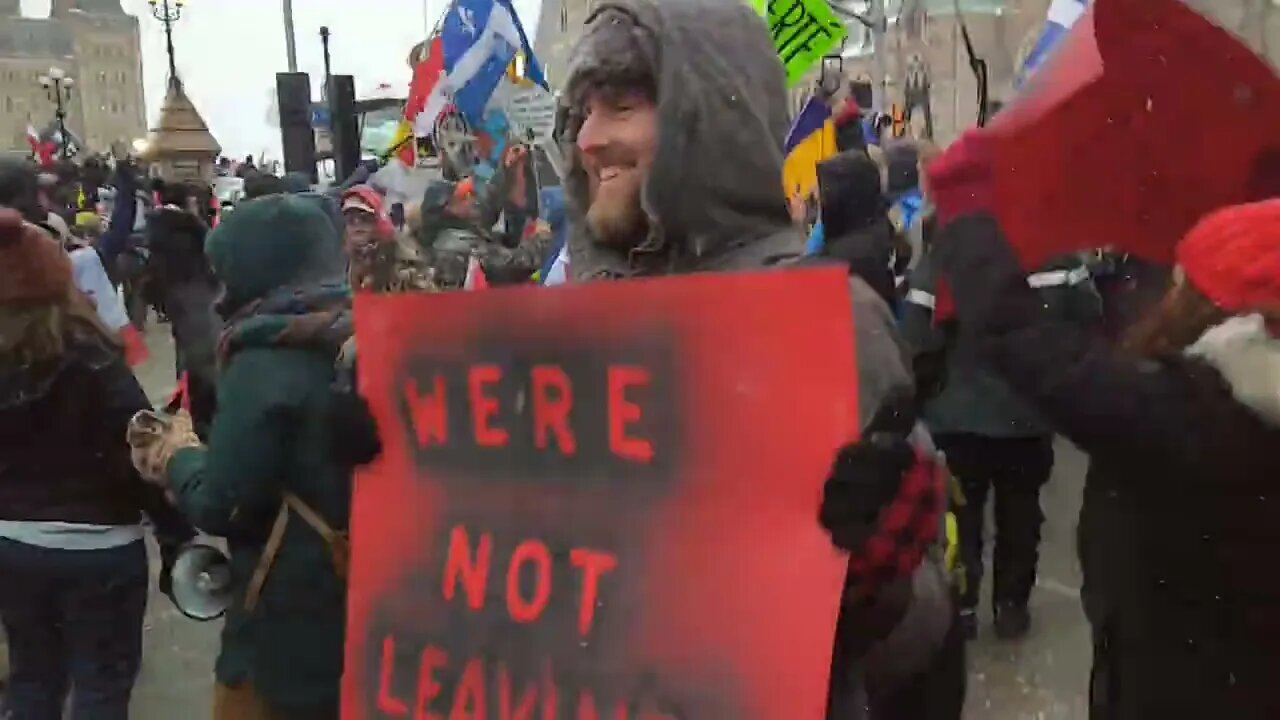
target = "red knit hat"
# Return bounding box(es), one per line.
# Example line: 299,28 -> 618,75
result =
1176,199 -> 1280,318
0,208 -> 72,305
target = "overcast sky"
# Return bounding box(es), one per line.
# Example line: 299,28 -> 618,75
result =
20,0 -> 543,159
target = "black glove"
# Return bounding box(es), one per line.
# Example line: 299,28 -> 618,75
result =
157,539 -> 183,600
819,391 -> 917,552
327,389 -> 382,468
143,492 -> 196,602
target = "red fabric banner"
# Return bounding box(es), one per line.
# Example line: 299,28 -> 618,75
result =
981,0 -> 1280,269
342,268 -> 859,719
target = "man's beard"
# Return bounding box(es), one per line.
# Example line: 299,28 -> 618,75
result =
586,177 -> 646,247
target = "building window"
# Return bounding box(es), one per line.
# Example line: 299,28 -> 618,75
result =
4,97 -> 11,113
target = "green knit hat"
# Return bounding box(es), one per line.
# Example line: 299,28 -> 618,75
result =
206,193 -> 346,311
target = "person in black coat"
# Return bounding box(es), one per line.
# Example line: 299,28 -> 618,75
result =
145,181 -> 221,432
0,209 -> 194,719
928,137 -> 1280,718
815,150 -> 898,308
1091,252 -> 1174,342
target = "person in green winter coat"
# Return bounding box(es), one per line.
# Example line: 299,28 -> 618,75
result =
130,194 -> 353,720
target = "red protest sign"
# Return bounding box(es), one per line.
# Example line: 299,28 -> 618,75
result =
342,268 -> 858,719
975,0 -> 1280,270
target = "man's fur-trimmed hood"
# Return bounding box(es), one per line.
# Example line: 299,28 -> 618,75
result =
1186,313 -> 1280,427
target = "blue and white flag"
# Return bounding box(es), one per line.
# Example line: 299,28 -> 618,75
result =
1016,0 -> 1089,87
440,0 -> 545,126
542,242 -> 571,286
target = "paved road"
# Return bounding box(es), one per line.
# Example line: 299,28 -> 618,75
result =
129,320 -> 221,717
115,322 -> 1091,718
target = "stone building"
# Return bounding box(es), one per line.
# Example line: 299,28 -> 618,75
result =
827,0 -> 1055,144
532,0 -> 597,88
0,0 -> 147,157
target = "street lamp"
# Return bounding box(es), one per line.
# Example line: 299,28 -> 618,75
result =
148,0 -> 185,89
320,26 -> 333,89
38,66 -> 75,159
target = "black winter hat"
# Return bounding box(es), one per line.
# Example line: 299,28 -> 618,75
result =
817,151 -> 886,237
884,143 -> 920,197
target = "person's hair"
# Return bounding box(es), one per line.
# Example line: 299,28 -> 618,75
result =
75,220 -> 103,241
243,174 -> 288,200
0,290 -> 120,368
569,69 -> 656,109
159,180 -> 199,208
1120,278 -> 1227,359
0,159 -> 41,222
559,8 -> 658,144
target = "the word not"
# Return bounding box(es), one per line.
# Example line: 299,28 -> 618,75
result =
444,524 -> 619,638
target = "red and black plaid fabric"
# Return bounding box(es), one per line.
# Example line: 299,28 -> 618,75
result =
845,451 -> 946,600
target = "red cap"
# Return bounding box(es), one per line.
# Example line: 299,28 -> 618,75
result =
834,97 -> 861,128
1176,199 -> 1280,318
341,184 -> 395,243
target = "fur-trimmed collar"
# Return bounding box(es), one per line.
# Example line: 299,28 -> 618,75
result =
1186,314 -> 1280,427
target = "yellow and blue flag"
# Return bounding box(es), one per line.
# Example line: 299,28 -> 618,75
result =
783,97 -> 836,203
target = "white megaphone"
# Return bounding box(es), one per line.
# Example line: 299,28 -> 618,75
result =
166,542 -> 233,621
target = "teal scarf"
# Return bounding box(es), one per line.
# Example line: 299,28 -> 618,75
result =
217,284 -> 352,367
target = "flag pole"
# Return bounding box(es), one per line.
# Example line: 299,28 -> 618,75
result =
427,0 -> 453,42
283,0 -> 298,72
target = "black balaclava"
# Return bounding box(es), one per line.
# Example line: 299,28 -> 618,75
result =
817,150 -> 886,238
883,143 -> 920,200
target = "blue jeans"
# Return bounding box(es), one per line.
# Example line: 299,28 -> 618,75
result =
0,538 -> 148,720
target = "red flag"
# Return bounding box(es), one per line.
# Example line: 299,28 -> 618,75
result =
405,37 -> 445,127
960,0 -> 1280,271
120,325 -> 150,367
168,371 -> 191,414
27,126 -> 55,168
463,253 -> 488,290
